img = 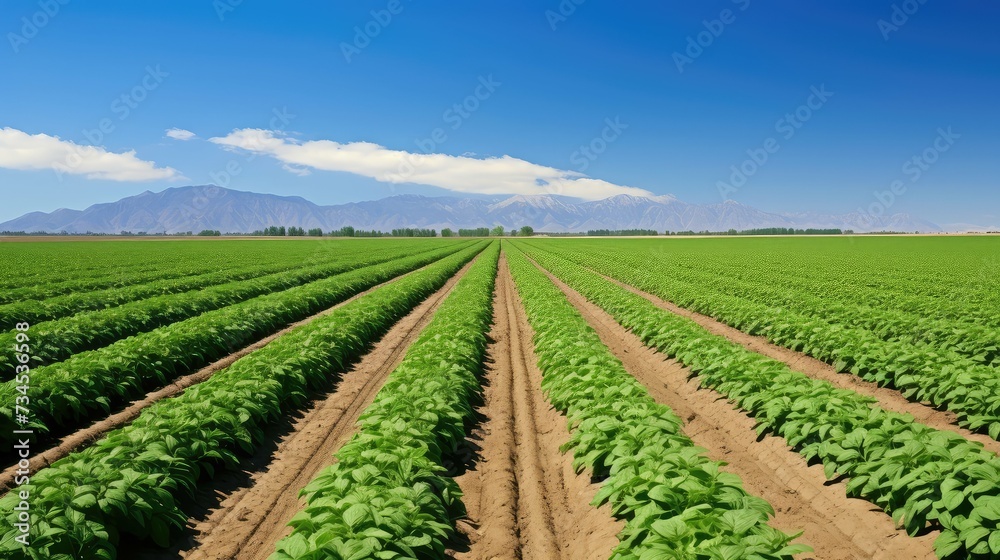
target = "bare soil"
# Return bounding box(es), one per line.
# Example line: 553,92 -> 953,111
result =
594,271 -> 1000,456
452,256 -> 622,560
125,258 -> 477,560
537,262 -> 938,560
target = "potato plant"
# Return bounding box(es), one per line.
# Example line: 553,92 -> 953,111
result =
505,245 -> 808,560
272,242 -> 500,559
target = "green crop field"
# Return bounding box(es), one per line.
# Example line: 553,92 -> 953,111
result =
1,235 -> 998,560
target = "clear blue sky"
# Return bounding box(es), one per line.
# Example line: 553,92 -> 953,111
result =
2,0 -> 998,227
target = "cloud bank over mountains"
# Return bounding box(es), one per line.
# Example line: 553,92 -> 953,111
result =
208,128 -> 653,200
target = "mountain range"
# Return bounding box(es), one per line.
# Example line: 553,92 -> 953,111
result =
0,186 -> 945,234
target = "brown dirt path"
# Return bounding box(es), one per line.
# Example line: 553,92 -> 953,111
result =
127,257 -> 478,560
591,270 -> 1000,456
0,265 -> 431,493
452,256 -> 622,560
536,262 -> 937,560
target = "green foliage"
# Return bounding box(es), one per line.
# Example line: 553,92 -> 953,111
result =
504,245 -> 807,560
0,243 -> 461,372
526,238 -> 1000,441
0,242 -> 478,449
0,242 -> 490,559
516,240 -> 1000,560
271,242 -> 499,559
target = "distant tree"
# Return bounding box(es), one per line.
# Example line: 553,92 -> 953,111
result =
197,229 -> 222,236
307,228 -> 323,237
458,227 -> 490,237
287,226 -> 305,236
441,228 -> 453,237
490,225 -> 506,237
519,226 -> 534,237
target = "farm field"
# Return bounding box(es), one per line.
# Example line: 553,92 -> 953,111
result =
1,236 -> 998,560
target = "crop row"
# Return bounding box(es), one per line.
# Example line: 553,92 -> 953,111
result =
271,242 -> 500,560
0,240 -> 325,304
645,250 -> 1000,367
0,242 -> 468,373
504,246 -> 806,559
517,242 -> 1000,559
0,242 -> 388,330
0,241 -> 489,559
531,242 -> 1000,442
0,243 -> 475,449
0,239 -> 461,304
553,239 -> 1000,340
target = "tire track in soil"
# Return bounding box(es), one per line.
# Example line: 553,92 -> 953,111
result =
0,263 -> 432,492
535,261 -> 938,560
452,256 -> 622,560
591,270 -> 1000,456
127,257 -> 480,560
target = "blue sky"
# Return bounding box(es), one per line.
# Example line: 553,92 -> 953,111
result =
1,0 -> 998,227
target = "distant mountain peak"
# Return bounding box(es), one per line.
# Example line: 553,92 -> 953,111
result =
0,185 -> 944,234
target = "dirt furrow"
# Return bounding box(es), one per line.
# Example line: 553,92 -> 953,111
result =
0,266 -> 428,491
591,270 -> 1000,456
454,257 -> 622,560
128,257 -> 478,560
537,263 -> 937,560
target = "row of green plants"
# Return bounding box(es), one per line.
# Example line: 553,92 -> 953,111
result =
271,242 -> 500,560
0,239 -> 461,304
0,242 -> 468,373
548,238 -> 1000,335
0,242 -> 393,330
637,250 -> 1000,367
504,246 -> 807,560
533,242 -> 1000,443
0,243 -> 476,450
0,243 -> 304,304
517,242 -> 1000,559
0,242 -> 489,560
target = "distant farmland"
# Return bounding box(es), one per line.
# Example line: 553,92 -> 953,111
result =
1,235 -> 998,559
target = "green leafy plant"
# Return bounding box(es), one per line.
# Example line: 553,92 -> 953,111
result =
505,245 -> 808,560
271,242 -> 500,559
515,241 -> 1000,560
0,242 -> 490,559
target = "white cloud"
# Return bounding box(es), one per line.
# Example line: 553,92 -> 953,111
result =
165,128 -> 196,141
209,128 -> 653,200
0,127 -> 179,181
